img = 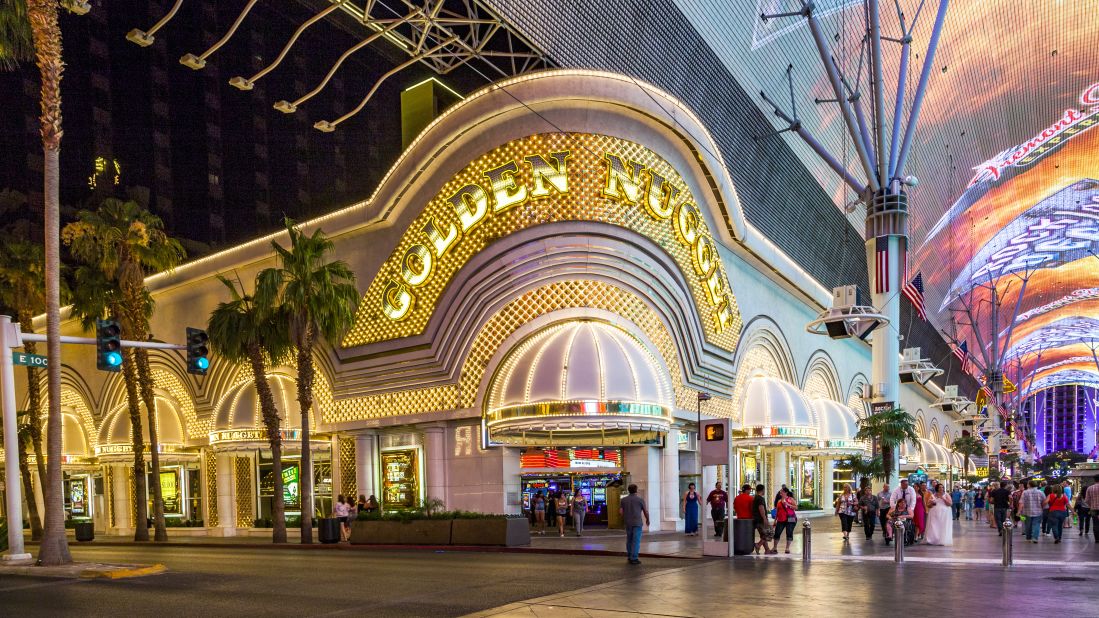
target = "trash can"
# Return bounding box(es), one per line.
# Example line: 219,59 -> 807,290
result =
733,518 -> 754,555
74,522 -> 95,542
319,518 -> 341,544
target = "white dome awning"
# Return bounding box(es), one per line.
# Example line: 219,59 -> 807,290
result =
210,373 -> 323,452
805,399 -> 867,456
900,438 -> 974,472
486,320 -> 673,446
735,377 -> 817,447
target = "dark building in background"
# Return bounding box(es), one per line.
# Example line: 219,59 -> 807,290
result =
0,0 -> 489,251
1022,385 -> 1099,457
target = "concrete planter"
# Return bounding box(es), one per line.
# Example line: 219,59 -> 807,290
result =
451,518 -> 530,547
398,519 -> 452,545
350,520 -> 403,544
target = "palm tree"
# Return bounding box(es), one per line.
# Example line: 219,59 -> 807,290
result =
64,199 -> 185,542
0,409 -> 41,539
259,219 -> 358,543
951,434 -> 985,479
0,240 -> 48,539
839,454 -> 885,487
2,0 -> 77,566
853,406 -> 920,484
208,275 -> 292,543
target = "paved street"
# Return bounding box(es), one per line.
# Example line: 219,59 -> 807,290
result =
0,545 -> 685,617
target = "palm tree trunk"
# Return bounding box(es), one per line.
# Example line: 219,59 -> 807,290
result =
122,350 -> 150,541
19,310 -> 49,535
882,445 -> 894,483
27,0 -> 71,567
248,345 -> 286,543
296,328 -> 316,544
17,433 -> 43,540
135,347 -> 167,541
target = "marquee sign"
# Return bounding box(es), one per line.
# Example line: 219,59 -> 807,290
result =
343,133 -> 740,351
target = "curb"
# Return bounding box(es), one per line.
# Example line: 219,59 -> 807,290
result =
49,540 -> 700,560
80,563 -> 167,579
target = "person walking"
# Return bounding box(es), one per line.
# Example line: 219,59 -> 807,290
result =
1040,481 -> 1052,535
924,483 -> 953,546
706,482 -> 729,537
752,484 -> 776,554
990,481 -> 1013,536
1084,476 -> 1099,542
681,483 -> 703,536
1074,487 -> 1091,538
555,491 -> 569,537
773,487 -> 797,553
571,488 -> 588,537
974,485 -> 985,523
877,483 -> 892,542
1020,480 -> 1045,543
859,484 -> 879,540
963,486 -> 975,520
547,489 -> 558,530
887,479 -> 916,545
1046,484 -> 1071,544
951,486 -> 963,520
835,484 -> 858,542
531,490 -> 547,535
620,484 -> 650,565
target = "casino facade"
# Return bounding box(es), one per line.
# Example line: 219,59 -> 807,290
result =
7,71 -> 972,535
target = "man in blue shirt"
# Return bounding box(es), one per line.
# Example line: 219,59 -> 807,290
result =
619,484 -> 650,565
951,487 -> 963,520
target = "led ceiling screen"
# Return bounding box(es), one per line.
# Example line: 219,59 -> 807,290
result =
673,0 -> 1099,392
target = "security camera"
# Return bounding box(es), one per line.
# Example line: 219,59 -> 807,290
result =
903,175 -> 918,188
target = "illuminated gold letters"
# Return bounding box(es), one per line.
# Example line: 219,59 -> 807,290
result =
421,216 -> 458,259
372,139 -> 736,337
602,153 -> 645,203
643,170 -> 676,220
382,279 -> 413,320
526,151 -> 570,197
484,161 -> 528,213
401,244 -> 433,287
448,183 -> 489,232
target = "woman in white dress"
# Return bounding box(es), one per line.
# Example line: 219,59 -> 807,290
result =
924,483 -> 954,546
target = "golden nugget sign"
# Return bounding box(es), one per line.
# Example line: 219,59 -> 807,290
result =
344,133 -> 740,349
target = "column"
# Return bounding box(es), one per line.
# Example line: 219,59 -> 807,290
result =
868,234 -> 902,487
214,453 -> 236,536
627,445 -> 663,532
822,458 -> 836,508
110,464 -> 132,536
661,427 -> 682,531
423,424 -> 447,506
355,432 -> 376,500
772,450 -> 787,496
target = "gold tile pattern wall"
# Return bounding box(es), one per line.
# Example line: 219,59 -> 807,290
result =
235,456 -> 254,528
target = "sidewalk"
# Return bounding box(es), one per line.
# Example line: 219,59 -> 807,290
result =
0,558 -> 165,579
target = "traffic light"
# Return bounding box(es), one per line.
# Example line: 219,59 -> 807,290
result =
96,318 -> 123,372
186,327 -> 209,375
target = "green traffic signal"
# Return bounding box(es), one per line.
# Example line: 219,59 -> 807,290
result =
96,318 -> 122,372
186,327 -> 209,375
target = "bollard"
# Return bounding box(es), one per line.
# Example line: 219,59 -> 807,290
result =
1002,519 -> 1014,566
893,520 -> 906,563
801,520 -> 811,562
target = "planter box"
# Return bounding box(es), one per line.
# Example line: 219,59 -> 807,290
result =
451,518 -> 530,547
349,520 -> 403,545
398,519 -> 452,545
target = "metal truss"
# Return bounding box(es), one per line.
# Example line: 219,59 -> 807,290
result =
127,0 -> 547,132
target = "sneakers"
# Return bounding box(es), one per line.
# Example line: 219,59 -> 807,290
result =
628,559 -> 641,565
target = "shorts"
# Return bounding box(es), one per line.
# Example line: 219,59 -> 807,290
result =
338,516 -> 348,524
754,521 -> 774,541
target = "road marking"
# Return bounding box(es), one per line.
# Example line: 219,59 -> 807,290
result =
0,578 -> 85,593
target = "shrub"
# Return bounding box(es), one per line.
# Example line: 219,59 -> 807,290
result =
797,501 -> 821,511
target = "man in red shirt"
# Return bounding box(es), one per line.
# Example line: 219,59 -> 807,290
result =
733,484 -> 754,520
705,482 -> 730,537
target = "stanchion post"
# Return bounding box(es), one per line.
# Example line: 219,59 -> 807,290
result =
801,520 -> 811,561
893,520 -> 905,563
1002,519 -> 1013,566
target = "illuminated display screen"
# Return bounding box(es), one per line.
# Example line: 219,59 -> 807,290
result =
675,2 -> 1099,393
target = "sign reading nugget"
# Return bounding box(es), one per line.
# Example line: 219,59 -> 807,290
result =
345,133 -> 740,350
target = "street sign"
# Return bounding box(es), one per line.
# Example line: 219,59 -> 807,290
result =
12,352 -> 47,367
869,401 -> 894,415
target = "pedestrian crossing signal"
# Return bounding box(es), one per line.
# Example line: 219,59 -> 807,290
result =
96,319 -> 123,372
186,327 -> 209,375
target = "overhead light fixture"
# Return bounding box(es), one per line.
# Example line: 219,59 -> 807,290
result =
899,347 -> 944,385
806,285 -> 887,341
931,384 -> 974,416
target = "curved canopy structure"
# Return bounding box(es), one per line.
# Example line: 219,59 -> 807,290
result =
209,373 -> 322,452
486,320 -> 673,446
806,399 -> 866,456
735,377 -> 817,447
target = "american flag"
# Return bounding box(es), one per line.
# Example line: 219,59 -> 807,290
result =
902,271 -> 926,320
874,237 -> 889,294
953,340 -> 972,374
